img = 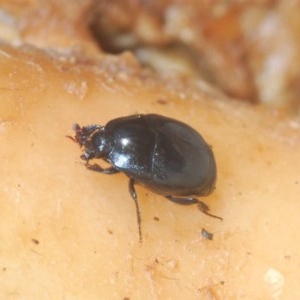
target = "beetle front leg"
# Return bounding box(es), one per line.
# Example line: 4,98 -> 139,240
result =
165,195 -> 222,221
85,162 -> 119,175
129,178 -> 142,243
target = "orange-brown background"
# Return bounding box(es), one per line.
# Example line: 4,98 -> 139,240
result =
0,1 -> 300,299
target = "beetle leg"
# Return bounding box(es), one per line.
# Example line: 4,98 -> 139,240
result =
128,178 -> 142,243
165,195 -> 198,205
165,195 -> 222,221
197,201 -> 223,221
85,162 -> 119,175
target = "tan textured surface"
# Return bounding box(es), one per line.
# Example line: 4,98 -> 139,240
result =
0,44 -> 300,299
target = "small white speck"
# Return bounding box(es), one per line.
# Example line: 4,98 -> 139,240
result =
264,267 -> 285,300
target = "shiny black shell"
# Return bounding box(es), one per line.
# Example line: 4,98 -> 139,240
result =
81,114 -> 216,197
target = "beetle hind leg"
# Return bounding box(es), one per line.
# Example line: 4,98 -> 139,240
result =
165,195 -> 222,221
197,200 -> 223,221
129,178 -> 143,242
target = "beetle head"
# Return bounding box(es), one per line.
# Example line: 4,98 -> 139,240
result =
72,124 -> 112,162
69,124 -> 112,161
70,124 -> 100,147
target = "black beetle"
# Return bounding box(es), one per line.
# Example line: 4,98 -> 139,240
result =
69,114 -> 221,241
